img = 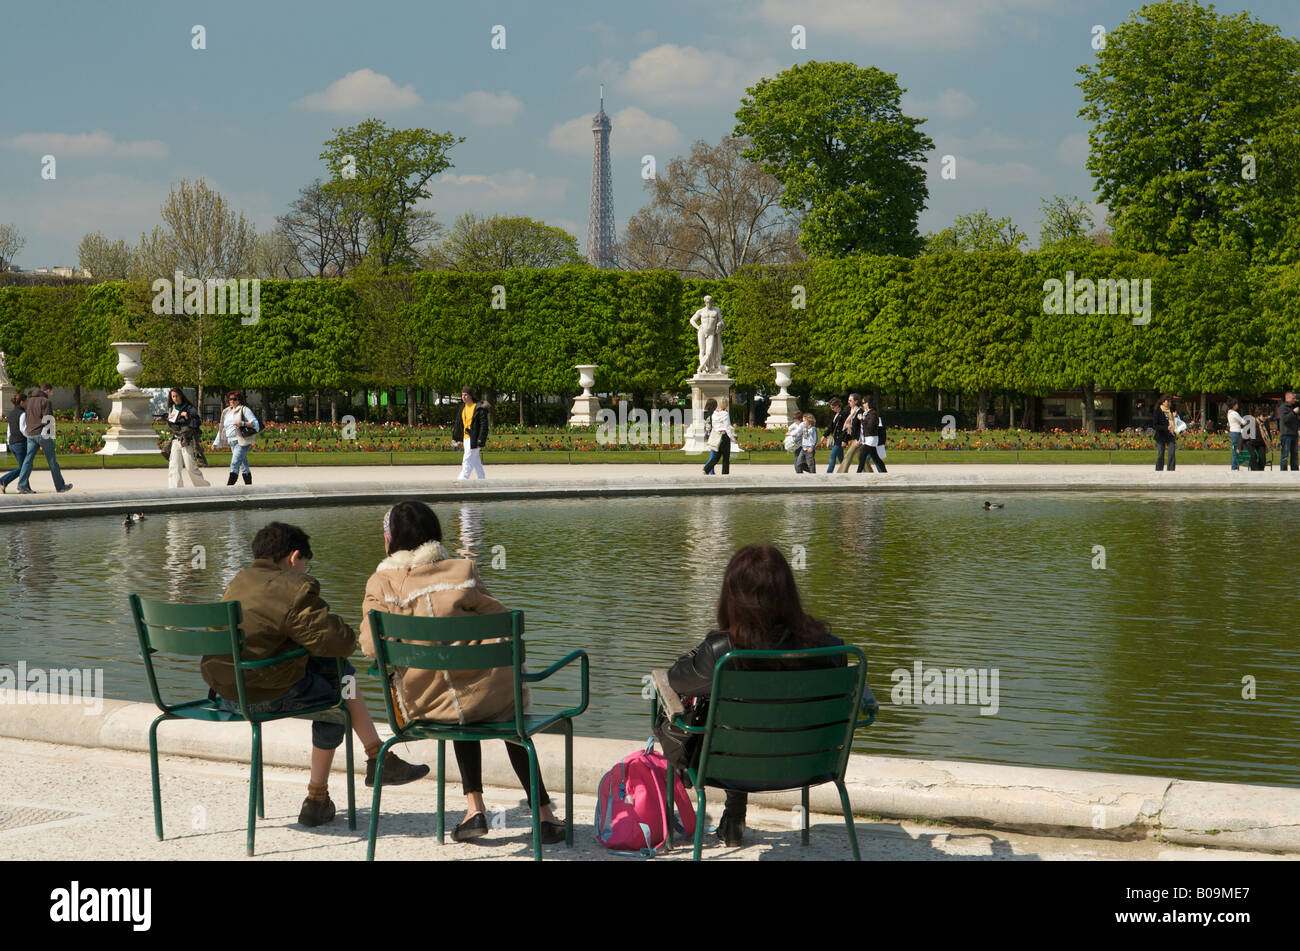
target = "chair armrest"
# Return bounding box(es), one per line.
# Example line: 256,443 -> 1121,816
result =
520,649 -> 586,683
650,669 -> 684,718
240,647 -> 309,670
520,650 -> 589,720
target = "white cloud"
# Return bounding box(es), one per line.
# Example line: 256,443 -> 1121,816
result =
754,0 -> 1057,51
5,130 -> 168,159
935,128 -> 1042,154
441,90 -> 523,125
576,44 -> 774,105
902,88 -> 978,120
295,69 -> 422,112
1055,132 -> 1090,166
546,107 -> 683,158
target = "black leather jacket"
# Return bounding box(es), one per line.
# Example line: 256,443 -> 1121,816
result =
667,628 -> 878,714
452,402 -> 491,449
166,401 -> 202,439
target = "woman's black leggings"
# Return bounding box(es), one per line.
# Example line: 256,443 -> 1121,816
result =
453,740 -> 551,807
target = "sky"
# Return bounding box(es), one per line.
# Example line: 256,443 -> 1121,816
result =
3,0 -> 1298,268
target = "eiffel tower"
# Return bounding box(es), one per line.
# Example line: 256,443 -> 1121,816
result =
586,86 -> 614,268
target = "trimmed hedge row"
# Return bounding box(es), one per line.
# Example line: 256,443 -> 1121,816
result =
2,252 -> 1297,401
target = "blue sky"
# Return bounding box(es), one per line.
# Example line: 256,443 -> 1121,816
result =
3,0 -> 1298,267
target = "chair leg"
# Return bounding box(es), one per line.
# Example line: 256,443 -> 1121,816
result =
247,725 -> 262,856
436,740 -> 445,845
563,720 -> 574,848
366,735 -> 400,861
836,779 -> 860,861
256,755 -> 265,819
522,738 -> 542,862
801,785 -> 810,846
692,787 -> 707,861
149,716 -> 166,840
663,765 -> 676,852
343,706 -> 356,830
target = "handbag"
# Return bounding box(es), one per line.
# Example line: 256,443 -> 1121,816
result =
652,697 -> 707,772
160,438 -> 172,460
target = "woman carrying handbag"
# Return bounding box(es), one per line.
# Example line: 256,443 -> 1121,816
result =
213,389 -> 260,485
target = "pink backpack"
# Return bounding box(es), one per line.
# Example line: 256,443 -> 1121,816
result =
595,739 -> 697,854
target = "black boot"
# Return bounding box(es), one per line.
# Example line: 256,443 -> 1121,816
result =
241,472 -> 251,485
226,473 -> 238,486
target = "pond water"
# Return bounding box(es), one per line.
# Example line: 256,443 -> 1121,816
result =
2,492 -> 1297,787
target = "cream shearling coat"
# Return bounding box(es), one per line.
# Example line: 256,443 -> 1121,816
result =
359,540 -> 518,725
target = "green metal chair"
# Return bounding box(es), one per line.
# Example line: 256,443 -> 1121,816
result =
654,646 -> 874,861
365,608 -> 588,861
129,594 -> 356,856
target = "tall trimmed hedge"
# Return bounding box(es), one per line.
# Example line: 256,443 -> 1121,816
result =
3,253 -> 1298,404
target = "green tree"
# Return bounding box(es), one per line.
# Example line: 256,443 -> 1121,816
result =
1037,196 -> 1095,250
734,61 -> 933,258
430,213 -> 582,271
925,210 -> 1027,253
320,118 -> 462,274
1077,0 -> 1300,260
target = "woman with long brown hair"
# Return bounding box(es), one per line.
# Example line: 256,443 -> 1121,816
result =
213,388 -> 259,485
666,545 -> 862,848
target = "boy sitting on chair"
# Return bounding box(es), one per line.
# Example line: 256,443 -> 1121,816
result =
201,522 -> 428,827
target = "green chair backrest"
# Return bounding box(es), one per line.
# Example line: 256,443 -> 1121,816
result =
697,646 -> 866,792
368,609 -> 525,734
129,594 -> 246,714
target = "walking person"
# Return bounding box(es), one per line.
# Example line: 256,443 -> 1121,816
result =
836,393 -> 865,473
702,397 -> 736,475
1276,390 -> 1299,471
856,396 -> 888,473
165,387 -> 209,488
1226,398 -> 1246,471
823,397 -> 849,473
1247,404 -> 1272,470
213,389 -> 259,486
1,392 -> 28,492
452,387 -> 490,480
14,384 -> 72,495
790,412 -> 817,473
1153,394 -> 1178,471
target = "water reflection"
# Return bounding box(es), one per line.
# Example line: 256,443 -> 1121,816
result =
1,493 -> 1297,787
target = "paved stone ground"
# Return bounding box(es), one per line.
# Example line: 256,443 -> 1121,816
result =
1,738 -> 1291,862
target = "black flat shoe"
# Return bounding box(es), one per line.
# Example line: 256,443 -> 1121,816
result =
452,812 -> 489,842
716,813 -> 744,847
539,819 -> 566,845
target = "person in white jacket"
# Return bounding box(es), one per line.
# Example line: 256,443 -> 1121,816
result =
1226,397 -> 1246,471
703,397 -> 738,474
212,389 -> 260,486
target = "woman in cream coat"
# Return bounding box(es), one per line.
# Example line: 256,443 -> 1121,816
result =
360,500 -> 565,843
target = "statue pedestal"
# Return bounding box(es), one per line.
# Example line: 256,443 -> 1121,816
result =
568,364 -> 601,427
98,389 -> 161,454
97,342 -> 159,455
681,372 -> 744,454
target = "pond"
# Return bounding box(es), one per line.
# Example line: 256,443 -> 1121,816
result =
2,492 -> 1297,787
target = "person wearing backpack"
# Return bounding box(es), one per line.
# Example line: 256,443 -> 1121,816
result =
666,545 -> 876,848
213,389 -> 260,486
856,396 -> 887,473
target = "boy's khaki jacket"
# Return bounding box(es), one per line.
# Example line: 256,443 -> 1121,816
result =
360,541 -> 518,725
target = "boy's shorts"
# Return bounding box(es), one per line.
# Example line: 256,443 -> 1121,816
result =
215,657 -> 355,750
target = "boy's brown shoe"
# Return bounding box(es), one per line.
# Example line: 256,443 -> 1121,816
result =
298,795 -> 336,828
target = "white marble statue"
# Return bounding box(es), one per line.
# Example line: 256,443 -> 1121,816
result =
0,351 -> 9,387
690,295 -> 724,375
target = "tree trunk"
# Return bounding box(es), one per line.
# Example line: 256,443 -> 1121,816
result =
74,384 -> 82,418
748,389 -> 758,427
1200,391 -> 1208,431
314,392 -> 321,423
330,392 -> 338,425
519,392 -> 525,426
976,389 -> 990,431
1081,382 -> 1096,433
405,386 -> 415,426
1022,395 -> 1037,431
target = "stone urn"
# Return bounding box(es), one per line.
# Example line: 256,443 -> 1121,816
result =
568,364 -> 601,427
98,342 -> 161,454
766,362 -> 799,430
